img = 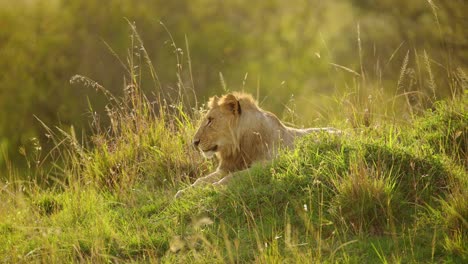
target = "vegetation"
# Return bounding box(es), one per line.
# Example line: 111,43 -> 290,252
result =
1,0 -> 466,165
0,0 -> 467,263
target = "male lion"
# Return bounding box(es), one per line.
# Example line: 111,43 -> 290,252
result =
175,92 -> 338,198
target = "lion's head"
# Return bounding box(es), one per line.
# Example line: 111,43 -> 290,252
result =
193,93 -> 245,158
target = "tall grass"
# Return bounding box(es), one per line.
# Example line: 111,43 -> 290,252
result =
0,22 -> 467,263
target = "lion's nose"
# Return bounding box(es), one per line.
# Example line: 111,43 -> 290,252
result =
193,139 -> 200,147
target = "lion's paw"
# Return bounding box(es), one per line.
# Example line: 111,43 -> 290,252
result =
213,177 -> 229,186
174,188 -> 187,199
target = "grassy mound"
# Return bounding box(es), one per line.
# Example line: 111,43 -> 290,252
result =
167,117 -> 466,262
3,96 -> 466,263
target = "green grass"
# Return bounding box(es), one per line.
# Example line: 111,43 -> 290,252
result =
1,26 -> 467,263
1,92 -> 466,263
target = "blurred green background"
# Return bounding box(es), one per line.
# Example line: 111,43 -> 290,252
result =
0,0 -> 466,169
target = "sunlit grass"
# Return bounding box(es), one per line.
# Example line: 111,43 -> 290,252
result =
1,22 -> 467,263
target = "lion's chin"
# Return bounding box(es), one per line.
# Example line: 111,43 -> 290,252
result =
201,150 -> 216,159
200,145 -> 218,158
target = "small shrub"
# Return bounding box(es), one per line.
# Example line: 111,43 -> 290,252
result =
441,189 -> 468,259
442,190 -> 468,235
331,163 -> 398,235
443,229 -> 468,261
34,194 -> 63,216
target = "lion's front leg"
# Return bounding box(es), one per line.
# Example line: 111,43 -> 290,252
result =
213,168 -> 252,186
212,174 -> 234,186
192,170 -> 226,187
175,170 -> 226,199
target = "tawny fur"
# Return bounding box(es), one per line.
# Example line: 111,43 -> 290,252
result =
175,92 -> 337,198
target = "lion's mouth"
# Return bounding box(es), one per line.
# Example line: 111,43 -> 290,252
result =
202,145 -> 218,153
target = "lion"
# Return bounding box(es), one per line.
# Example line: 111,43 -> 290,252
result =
175,92 -> 338,198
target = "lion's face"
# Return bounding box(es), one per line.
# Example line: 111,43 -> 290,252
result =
193,94 -> 240,158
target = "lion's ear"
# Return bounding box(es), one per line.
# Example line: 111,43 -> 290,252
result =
221,94 -> 241,115
208,96 -> 220,108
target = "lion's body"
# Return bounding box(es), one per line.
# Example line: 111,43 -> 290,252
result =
175,92 -> 337,197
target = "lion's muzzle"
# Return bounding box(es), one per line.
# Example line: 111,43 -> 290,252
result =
198,145 -> 218,159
